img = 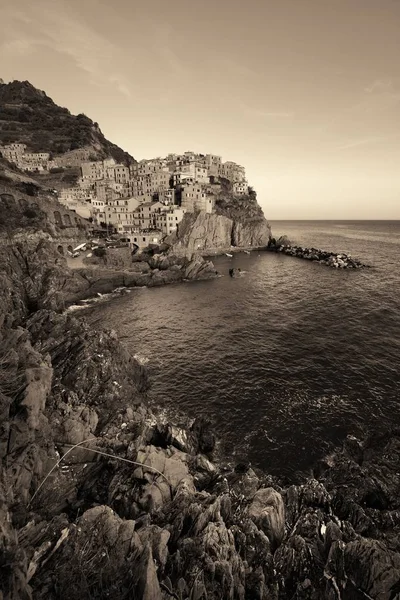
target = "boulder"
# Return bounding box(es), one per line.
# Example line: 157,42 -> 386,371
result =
247,487 -> 285,548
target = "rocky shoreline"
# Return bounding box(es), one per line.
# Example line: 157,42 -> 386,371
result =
1,238 -> 399,599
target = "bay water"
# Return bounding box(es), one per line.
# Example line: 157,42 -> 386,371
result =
84,221 -> 400,480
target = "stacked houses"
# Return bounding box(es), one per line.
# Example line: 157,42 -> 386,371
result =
0,145 -> 250,248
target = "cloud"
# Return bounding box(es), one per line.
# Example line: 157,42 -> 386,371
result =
357,78 -> 400,112
364,79 -> 395,94
336,134 -> 400,150
0,2 -> 132,98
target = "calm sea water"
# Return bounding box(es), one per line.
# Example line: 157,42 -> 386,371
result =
84,221 -> 400,479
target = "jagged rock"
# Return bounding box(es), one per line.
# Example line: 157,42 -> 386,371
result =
190,416 -> 216,454
138,524 -> 170,569
182,254 -> 218,280
135,545 -> 163,600
247,487 -> 285,549
343,539 -> 400,598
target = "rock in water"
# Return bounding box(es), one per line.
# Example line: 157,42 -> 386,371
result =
229,267 -> 242,278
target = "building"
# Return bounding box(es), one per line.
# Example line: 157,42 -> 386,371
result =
233,181 -> 249,195
91,199 -> 106,224
173,162 -> 209,184
0,143 -> 27,165
81,161 -> 105,180
205,154 -> 222,176
130,159 -> 168,177
157,188 -> 176,205
125,231 -> 163,250
105,197 -> 141,230
180,184 -> 213,213
22,152 -> 51,172
133,201 -> 167,230
154,207 -> 186,236
107,164 -> 130,184
219,161 -> 246,182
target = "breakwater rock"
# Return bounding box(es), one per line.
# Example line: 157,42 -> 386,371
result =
269,242 -> 368,269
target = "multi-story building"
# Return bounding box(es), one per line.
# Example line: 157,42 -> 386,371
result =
233,181 -> 249,195
130,159 -> 169,177
219,161 -> 246,182
0,143 -> 27,165
133,201 -> 167,230
22,152 -> 51,172
91,199 -> 106,225
172,163 -> 209,185
204,154 -> 222,176
154,207 -> 186,236
105,197 -> 141,230
107,164 -> 130,184
158,188 -> 176,205
180,184 -> 213,213
81,161 -> 105,180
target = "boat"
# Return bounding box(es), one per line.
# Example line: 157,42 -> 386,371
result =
243,250 -> 250,254
225,253 -> 233,257
73,242 -> 87,252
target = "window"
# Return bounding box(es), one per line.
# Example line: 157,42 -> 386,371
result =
143,237 -> 146,242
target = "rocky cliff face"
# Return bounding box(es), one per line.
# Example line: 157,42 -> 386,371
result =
169,210 -> 271,256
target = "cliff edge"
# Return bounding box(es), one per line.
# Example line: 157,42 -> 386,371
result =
169,195 -> 271,256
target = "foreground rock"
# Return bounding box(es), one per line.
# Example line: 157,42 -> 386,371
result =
268,240 -> 368,269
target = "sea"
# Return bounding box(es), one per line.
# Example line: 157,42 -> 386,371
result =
82,221 -> 400,481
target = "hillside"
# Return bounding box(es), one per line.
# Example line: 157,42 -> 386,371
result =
0,80 -> 135,165
0,156 -> 89,239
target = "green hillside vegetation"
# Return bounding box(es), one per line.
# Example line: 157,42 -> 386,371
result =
0,80 -> 135,165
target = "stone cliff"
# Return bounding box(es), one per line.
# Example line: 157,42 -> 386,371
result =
168,184 -> 271,255
168,210 -> 271,256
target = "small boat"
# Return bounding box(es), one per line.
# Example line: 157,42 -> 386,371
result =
243,250 -> 250,255
225,253 -> 233,257
73,242 -> 87,252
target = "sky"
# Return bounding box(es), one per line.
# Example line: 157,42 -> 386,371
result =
0,0 -> 400,219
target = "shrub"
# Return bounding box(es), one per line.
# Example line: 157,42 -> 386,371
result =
23,207 -> 38,219
93,247 -> 106,258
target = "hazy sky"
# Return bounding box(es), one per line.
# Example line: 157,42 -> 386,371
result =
1,0 -> 400,218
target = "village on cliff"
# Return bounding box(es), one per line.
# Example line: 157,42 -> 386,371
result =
0,143 -> 249,251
